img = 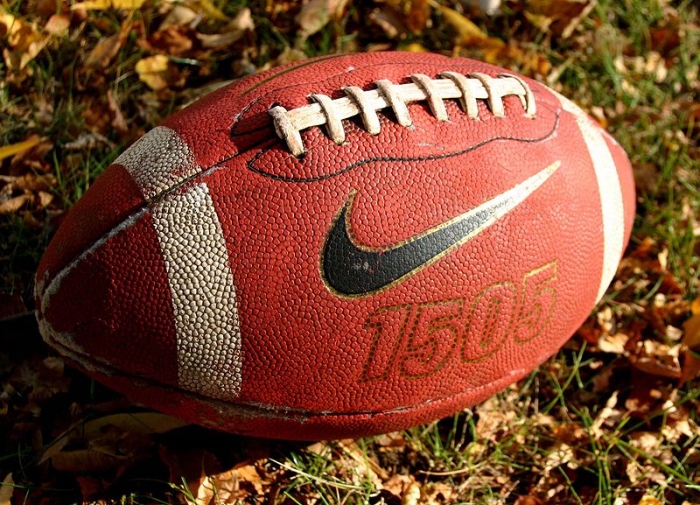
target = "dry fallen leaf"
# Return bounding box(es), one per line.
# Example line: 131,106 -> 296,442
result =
382,474 -> 415,498
192,459 -> 269,505
0,170 -> 56,214
195,0 -> 230,21
403,480 -> 422,505
26,0 -> 62,19
368,8 -> 407,39
49,413 -> 180,477
0,136 -> 42,161
0,7 -> 50,71
681,304 -> 700,383
64,132 -> 114,151
474,391 -> 519,442
630,340 -> 681,379
51,447 -> 127,473
77,412 -> 188,440
661,414 -> 698,444
338,438 -> 387,484
0,473 -> 13,505
504,42 -> 552,77
295,0 -> 351,43
590,391 -> 622,439
160,4 -> 199,30
524,0 -> 595,38
523,10 -> 554,32
406,0 -> 430,33
107,90 -> 128,135
428,0 -> 486,42
423,482 -> 454,505
196,9 -> 254,49
150,27 -> 194,56
44,14 -> 70,37
683,300 -> 700,347
0,173 -> 56,192
85,32 -> 124,68
479,35 -> 507,64
598,332 -> 629,354
135,54 -> 171,90
273,46 -> 308,66
71,0 -> 146,10
296,0 -> 330,39
0,194 -> 32,214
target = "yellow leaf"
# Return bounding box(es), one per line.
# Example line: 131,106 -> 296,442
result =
401,42 -> 429,52
135,54 -> 170,90
683,309 -> 700,349
691,296 -> 700,315
1,12 -> 21,48
428,0 -> 486,42
71,0 -> 111,9
196,0 -> 230,21
681,309 -> 700,384
480,35 -> 506,64
111,0 -> 145,7
523,10 -> 554,32
0,137 -> 42,161
0,8 -> 50,70
0,473 -> 13,505
71,0 -> 145,10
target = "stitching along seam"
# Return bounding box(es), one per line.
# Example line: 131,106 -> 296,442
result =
269,72 -> 536,156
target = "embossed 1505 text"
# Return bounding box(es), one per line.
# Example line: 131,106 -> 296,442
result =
361,260 -> 558,381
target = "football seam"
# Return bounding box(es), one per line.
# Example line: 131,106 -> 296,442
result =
247,104 -> 561,183
269,72 -> 536,156
41,327 -> 534,420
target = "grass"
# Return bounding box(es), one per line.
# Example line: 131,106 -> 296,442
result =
1,0 -> 699,503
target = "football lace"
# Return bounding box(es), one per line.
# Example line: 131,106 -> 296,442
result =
269,72 -> 536,156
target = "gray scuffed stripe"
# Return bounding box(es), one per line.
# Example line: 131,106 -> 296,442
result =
115,126 -> 200,202
151,183 -> 243,401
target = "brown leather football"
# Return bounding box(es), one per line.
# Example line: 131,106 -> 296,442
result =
35,52 -> 635,440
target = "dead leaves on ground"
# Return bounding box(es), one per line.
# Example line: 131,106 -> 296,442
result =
295,0 -> 351,45
181,436 -> 455,505
0,6 -> 52,74
2,1 -> 700,504
0,136 -> 55,216
1,0 -> 260,255
586,236 -> 700,388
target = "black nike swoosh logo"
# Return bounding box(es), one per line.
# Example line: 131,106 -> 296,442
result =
322,161 -> 561,297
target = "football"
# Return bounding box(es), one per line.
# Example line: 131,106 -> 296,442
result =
35,52 -> 635,440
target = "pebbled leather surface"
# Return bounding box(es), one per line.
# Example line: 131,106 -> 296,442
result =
35,52 -> 636,440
